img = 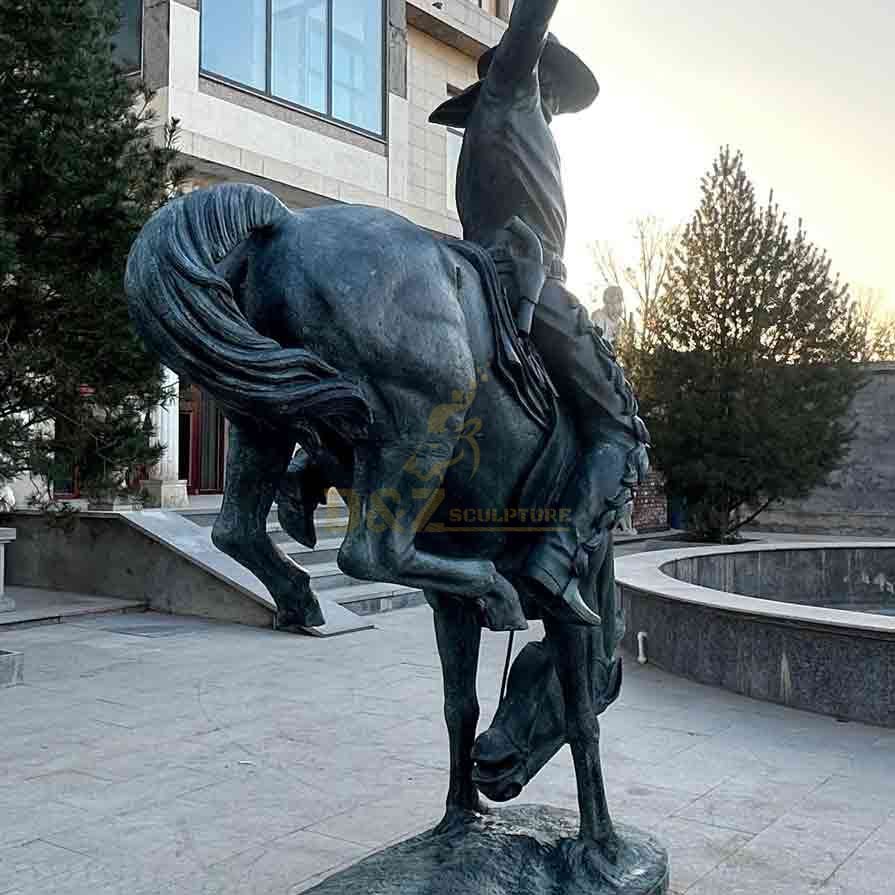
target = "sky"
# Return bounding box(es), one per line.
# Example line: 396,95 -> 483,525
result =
548,0 -> 895,311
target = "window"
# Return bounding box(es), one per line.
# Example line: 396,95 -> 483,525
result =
112,0 -> 142,73
272,0 -> 327,113
201,0 -> 267,91
201,0 -> 385,136
332,0 -> 382,133
477,0 -> 510,20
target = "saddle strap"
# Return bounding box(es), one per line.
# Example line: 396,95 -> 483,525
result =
543,252 -> 567,282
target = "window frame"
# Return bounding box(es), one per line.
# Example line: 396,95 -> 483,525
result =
198,0 -> 387,141
113,0 -> 144,76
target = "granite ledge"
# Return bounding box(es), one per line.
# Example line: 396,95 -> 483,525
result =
615,540 -> 895,636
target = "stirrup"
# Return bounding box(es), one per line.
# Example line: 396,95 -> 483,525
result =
538,578 -> 603,628
557,577 -> 603,627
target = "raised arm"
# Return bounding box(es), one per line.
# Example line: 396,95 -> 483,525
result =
489,0 -> 560,86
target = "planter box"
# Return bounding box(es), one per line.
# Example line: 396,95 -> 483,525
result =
0,527 -> 15,610
0,650 -> 23,688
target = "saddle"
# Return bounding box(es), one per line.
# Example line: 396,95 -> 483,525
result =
444,236 -> 557,431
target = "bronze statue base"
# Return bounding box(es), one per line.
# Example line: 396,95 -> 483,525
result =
304,806 -> 669,895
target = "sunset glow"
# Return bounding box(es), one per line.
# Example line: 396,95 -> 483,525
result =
550,1 -> 894,310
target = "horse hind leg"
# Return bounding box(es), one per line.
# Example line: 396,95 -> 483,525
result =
212,423 -> 325,629
337,438 -> 527,632
429,590 -> 485,822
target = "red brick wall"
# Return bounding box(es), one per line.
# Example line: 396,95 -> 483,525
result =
632,470 -> 667,532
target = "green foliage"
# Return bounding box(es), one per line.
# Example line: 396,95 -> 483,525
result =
0,0 -> 189,498
853,290 -> 895,362
632,147 -> 865,541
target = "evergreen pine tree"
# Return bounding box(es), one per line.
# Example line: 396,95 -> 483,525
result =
0,0 -> 188,500
636,148 -> 865,540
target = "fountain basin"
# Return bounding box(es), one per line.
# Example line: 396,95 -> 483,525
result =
615,542 -> 895,727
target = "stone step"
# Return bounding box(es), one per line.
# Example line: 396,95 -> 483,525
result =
302,560 -> 364,592
278,537 -> 343,565
178,510 -> 350,540
179,493 -> 348,528
0,587 -> 147,630
176,508 -> 226,528
267,514 -> 350,544
323,581 -> 427,617
173,503 -> 425,622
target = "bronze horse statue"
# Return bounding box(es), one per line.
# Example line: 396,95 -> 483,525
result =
126,183 -> 625,851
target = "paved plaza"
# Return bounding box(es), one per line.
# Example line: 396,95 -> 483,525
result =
1,595 -> 893,895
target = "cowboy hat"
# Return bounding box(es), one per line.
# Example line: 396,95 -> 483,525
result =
429,33 -> 599,128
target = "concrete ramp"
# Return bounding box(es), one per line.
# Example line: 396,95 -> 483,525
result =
122,511 -> 371,637
4,509 -> 372,638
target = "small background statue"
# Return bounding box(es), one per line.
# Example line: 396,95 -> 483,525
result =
590,285 -> 626,346
590,287 -> 638,535
0,483 -> 15,513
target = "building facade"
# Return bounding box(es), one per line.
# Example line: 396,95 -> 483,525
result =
81,0 -> 511,505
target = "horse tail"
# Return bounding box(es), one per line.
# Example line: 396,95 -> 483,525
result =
125,183 -> 371,439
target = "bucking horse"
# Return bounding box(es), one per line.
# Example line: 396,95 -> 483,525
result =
125,183 -> 626,852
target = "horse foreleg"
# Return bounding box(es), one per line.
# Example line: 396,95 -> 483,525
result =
212,423 -> 325,628
543,616 -> 614,847
430,591 -> 485,823
277,443 -> 351,549
276,451 -> 326,549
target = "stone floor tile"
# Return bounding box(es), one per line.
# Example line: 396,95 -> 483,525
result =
199,830 -> 372,894
790,775 -> 895,831
672,785 -> 792,835
56,765 -> 220,818
304,786 -> 445,848
43,797 -> 284,880
0,798 -> 95,849
823,827 -> 895,895
12,770 -> 116,804
871,814 -> 895,844
611,750 -> 741,796
642,817 -> 753,892
3,599 -> 894,895
684,858 -> 825,895
177,768 -> 374,830
0,839 -> 98,894
731,812 -> 875,881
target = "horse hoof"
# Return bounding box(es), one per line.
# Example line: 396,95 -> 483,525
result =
522,576 -> 602,627
277,497 -> 318,549
475,597 -> 528,633
277,598 -> 325,629
434,804 -> 487,835
562,831 -> 623,871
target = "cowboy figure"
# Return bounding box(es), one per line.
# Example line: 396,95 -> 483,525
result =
430,0 -> 650,625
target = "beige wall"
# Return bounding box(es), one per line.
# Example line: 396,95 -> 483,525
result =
406,27 -> 477,228
163,4 -> 389,206
407,0 -> 508,52
155,4 -> 484,236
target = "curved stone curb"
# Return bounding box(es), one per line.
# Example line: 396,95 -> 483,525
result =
616,541 -> 895,635
615,541 -> 895,727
